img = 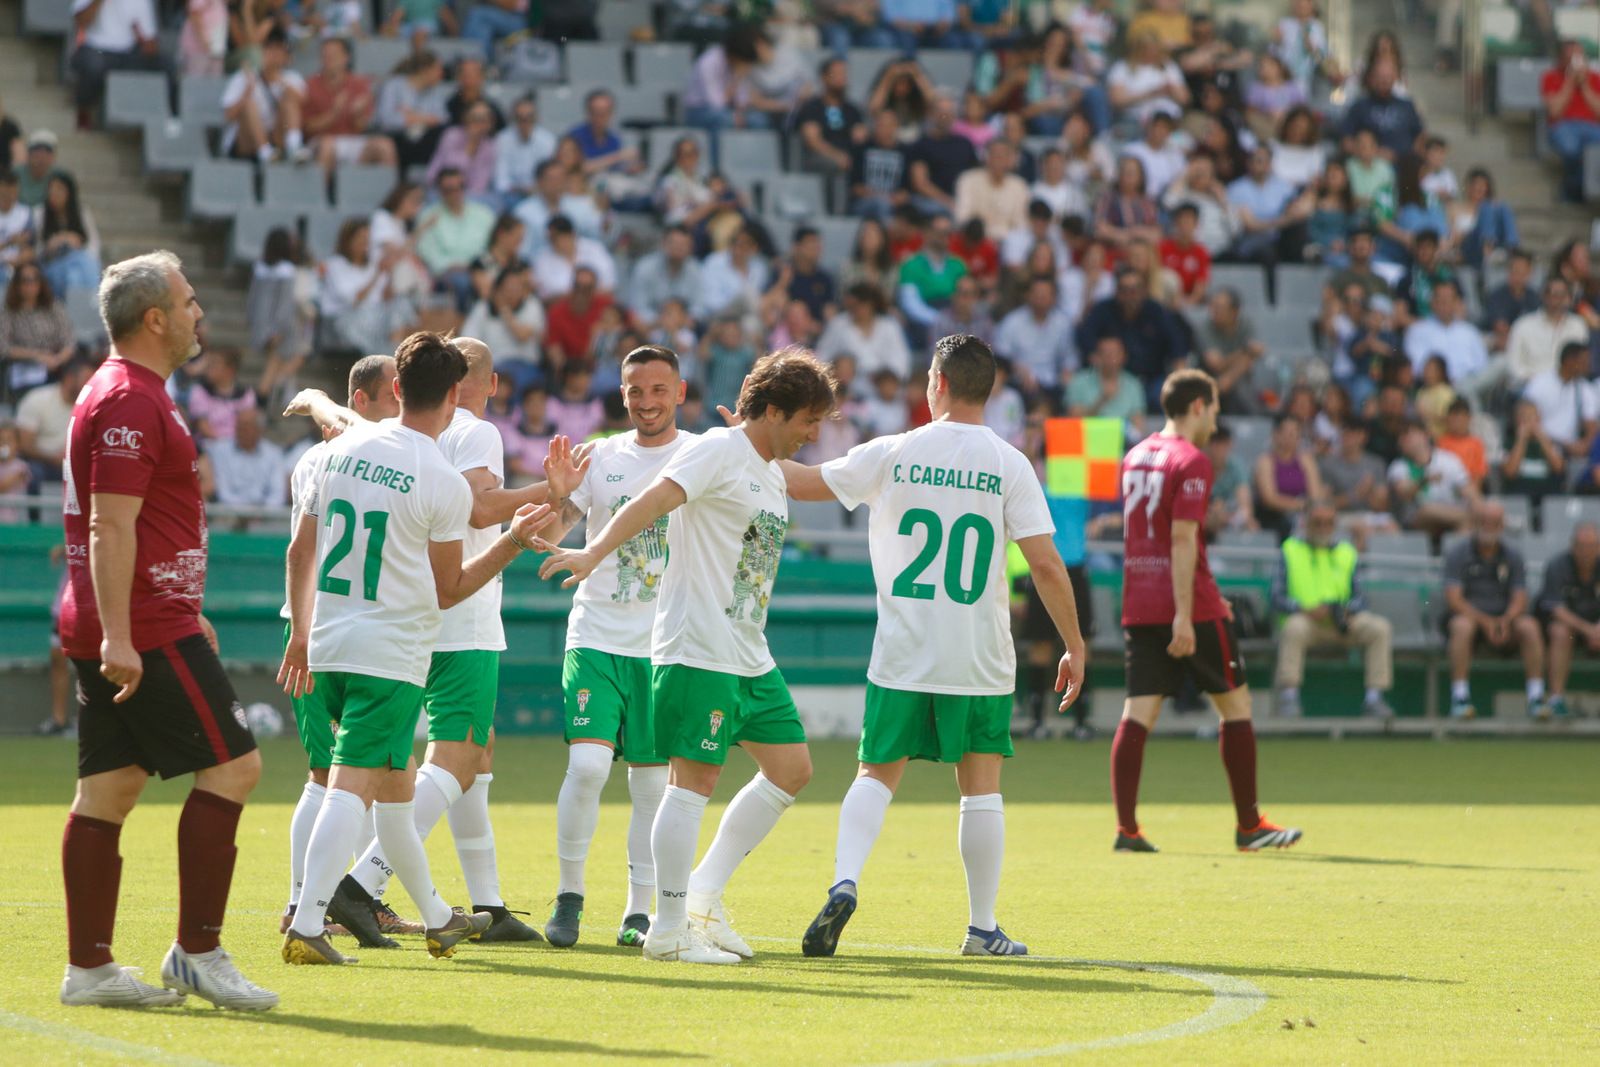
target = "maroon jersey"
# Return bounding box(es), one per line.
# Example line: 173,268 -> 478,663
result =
1120,432 -> 1227,627
59,357 -> 207,658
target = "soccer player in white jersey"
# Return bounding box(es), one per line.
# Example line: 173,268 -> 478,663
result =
531,345 -> 692,948
277,333 -> 547,965
538,347 -> 836,965
280,355 -> 420,951
782,334 -> 1088,958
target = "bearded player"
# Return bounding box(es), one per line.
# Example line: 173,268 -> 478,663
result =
1112,369 -> 1301,853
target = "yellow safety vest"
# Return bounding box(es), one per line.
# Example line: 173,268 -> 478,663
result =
1281,538 -> 1356,613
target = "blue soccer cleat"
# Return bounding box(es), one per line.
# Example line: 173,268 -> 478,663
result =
961,925 -> 1028,956
801,880 -> 858,958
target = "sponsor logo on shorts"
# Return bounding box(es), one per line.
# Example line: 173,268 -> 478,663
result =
709,709 -> 723,737
231,701 -> 247,728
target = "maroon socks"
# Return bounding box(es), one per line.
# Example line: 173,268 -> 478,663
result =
1110,719 -> 1149,835
63,814 -> 123,969
1219,720 -> 1261,830
177,790 -> 243,955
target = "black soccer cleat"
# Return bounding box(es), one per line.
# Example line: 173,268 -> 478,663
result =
1113,831 -> 1160,853
801,881 -> 858,958
544,893 -> 584,947
616,913 -> 650,947
473,905 -> 545,943
327,877 -> 399,949
1236,816 -> 1302,852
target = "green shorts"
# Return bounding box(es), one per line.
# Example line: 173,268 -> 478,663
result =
651,663 -> 807,766
285,623 -> 336,770
563,648 -> 658,763
424,649 -> 499,745
306,670 -> 424,769
859,682 -> 1015,765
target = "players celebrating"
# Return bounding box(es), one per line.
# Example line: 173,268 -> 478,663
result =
533,345 -> 691,948
538,347 -> 836,965
59,252 -> 277,1010
1111,369 -> 1302,853
780,334 -> 1088,958
279,333 -> 547,965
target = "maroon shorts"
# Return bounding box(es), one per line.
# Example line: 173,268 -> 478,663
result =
1123,617 -> 1246,698
73,633 -> 258,780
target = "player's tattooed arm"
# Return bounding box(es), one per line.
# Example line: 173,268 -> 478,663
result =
283,389 -> 356,432
1016,534 -> 1088,713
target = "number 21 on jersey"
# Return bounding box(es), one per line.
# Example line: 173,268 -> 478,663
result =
318,498 -> 390,601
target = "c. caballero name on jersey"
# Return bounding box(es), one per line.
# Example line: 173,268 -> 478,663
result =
324,453 -> 417,494
892,463 -> 1004,495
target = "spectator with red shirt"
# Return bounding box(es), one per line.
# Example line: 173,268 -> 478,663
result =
58,251 -> 274,1011
1543,39 -> 1600,202
302,38 -> 397,177
949,218 -> 1000,294
1159,202 -> 1212,306
545,266 -> 611,370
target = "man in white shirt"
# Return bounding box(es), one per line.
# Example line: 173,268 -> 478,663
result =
538,348 -> 836,966
207,406 -> 286,509
531,215 -> 616,299
994,275 -> 1077,397
1403,279 -> 1488,384
1507,276 -> 1591,386
0,170 -> 34,285
513,161 -> 605,259
71,0 -> 169,129
954,139 -> 1030,242
1387,421 -> 1478,537
627,225 -> 701,327
220,29 -> 307,163
692,225 -> 770,322
998,199 -> 1069,271
493,95 -> 556,207
17,358 -> 93,481
782,333 -> 1086,959
278,332 -> 546,966
1523,341 -> 1600,456
1122,112 -> 1185,198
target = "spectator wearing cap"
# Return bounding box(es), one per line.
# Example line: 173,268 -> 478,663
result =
417,166 -> 497,310
851,109 -> 911,220
816,283 -> 912,381
794,57 -> 868,179
302,37 -> 397,177
1403,278 -> 1487,386
1341,58 -> 1423,161
494,96 -> 557,208
531,215 -> 615,300
17,132 -> 66,208
203,405 -> 285,511
70,0 -> 169,130
428,101 -> 500,198
1542,39 -> 1600,202
1442,501 -> 1545,720
1077,266 -> 1189,409
1122,113 -> 1185,198
1538,522 -> 1600,720
907,94 -> 980,218
1507,276 -> 1591,386
627,225 -> 700,328
1389,420 -> 1476,537
1523,341 -> 1600,461
995,274 -> 1076,399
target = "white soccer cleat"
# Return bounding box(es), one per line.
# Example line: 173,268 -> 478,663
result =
161,943 -> 279,1011
641,923 -> 741,965
686,892 -> 754,959
60,964 -> 184,1008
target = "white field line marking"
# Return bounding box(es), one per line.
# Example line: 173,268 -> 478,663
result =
746,936 -> 1268,1066
0,1009 -> 229,1067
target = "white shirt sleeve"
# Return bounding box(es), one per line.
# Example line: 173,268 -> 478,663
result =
453,418 -> 505,485
660,431 -> 735,503
1003,450 -> 1055,541
820,434 -> 898,511
221,71 -> 249,110
429,472 -> 472,544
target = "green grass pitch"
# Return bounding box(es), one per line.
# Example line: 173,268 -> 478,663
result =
1,736 -> 1596,1065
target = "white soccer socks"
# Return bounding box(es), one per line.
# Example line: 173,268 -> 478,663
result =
626,765 -> 668,917
689,774 -> 796,898
958,794 -> 1005,932
834,776 -> 894,888
448,773 -> 502,907
651,785 -> 709,929
288,780 -> 327,907
555,743 -> 615,896
412,763 -> 463,841
290,788 -> 367,938
373,800 -> 452,930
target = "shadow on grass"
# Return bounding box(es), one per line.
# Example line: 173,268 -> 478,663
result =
1270,852 -> 1585,874
374,957 -> 912,1000
214,1012 -> 705,1058
1136,960 -> 1459,985
779,954 -> 1211,997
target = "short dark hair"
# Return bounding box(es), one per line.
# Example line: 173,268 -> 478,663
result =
1027,199 -> 1053,221
736,346 -> 836,420
1160,368 -> 1217,418
1414,228 -> 1440,246
0,169 -> 17,187
1561,340 -> 1589,364
622,343 -> 680,374
1210,424 -> 1232,444
1432,277 -> 1461,300
547,214 -> 575,236
435,165 -> 464,188
792,225 -> 819,244
394,332 -> 467,410
931,334 -> 996,403
1446,397 -> 1472,416
1172,201 -> 1200,221
348,354 -> 394,403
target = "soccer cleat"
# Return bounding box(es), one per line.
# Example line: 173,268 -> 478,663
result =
326,878 -> 398,949
371,898 -> 424,935
1531,697 -> 1553,722
1449,695 -> 1476,720
473,905 -> 545,943
617,913 -> 651,947
544,893 -> 584,947
281,930 -> 357,965
801,880 -> 858,958
279,905 -> 294,935
1275,690 -> 1302,718
1236,816 -> 1303,851
1113,830 -> 1159,853
641,923 -> 740,964
161,944 -> 278,1011
426,909 -> 493,959
1363,696 -> 1396,720
60,964 -> 184,1008
687,891 -> 753,959
961,926 -> 1028,956
1546,695 -> 1571,720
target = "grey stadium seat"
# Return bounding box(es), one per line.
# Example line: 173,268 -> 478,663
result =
718,129 -> 783,175
188,158 -> 256,219
847,48 -> 902,102
24,0 -> 72,33
142,118 -> 209,174
1541,496 -> 1600,533
1364,584 -> 1436,651
231,207 -> 301,267
1491,495 -> 1532,534
180,74 -> 228,127
565,42 -> 627,89
1224,415 -> 1273,471
1496,58 -> 1546,113
612,85 -> 670,127
353,37 -> 409,77
302,209 -> 349,262
917,49 -> 976,92
814,215 -> 860,275
1275,264 -> 1330,311
1254,313 -> 1315,354
646,126 -> 711,170
598,0 -> 654,41
1363,533 -> 1432,558
335,163 -> 398,214
263,164 -> 330,210
1211,264 -> 1271,313
759,173 -> 826,221
432,38 -> 488,69
538,87 -> 588,138
66,288 -> 107,349
105,71 -> 171,128
630,42 -> 695,91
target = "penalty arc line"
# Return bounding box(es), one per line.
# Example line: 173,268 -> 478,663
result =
746,936 -> 1268,1066
0,1009 -> 229,1067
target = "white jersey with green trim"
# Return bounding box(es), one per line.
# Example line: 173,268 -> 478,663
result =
651,426 -> 788,677
821,420 -> 1054,696
435,407 -> 508,652
565,429 -> 696,658
306,421 -> 471,686
281,439 -> 326,621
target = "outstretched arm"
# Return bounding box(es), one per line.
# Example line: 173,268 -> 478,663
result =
537,476 -> 687,588
283,389 -> 357,432
429,503 -> 549,609
778,460 -> 838,502
1016,534 -> 1088,712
